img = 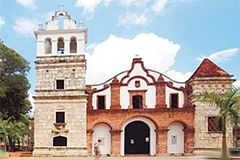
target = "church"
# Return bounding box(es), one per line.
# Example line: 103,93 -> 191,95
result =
33,8 -> 235,157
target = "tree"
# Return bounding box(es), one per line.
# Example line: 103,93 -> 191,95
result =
0,43 -> 31,151
0,116 -> 28,152
0,119 -> 9,152
0,43 -> 31,121
199,86 -> 240,159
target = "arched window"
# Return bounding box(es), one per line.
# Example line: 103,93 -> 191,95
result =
70,37 -> 77,53
45,38 -> 52,54
53,136 -> 67,146
57,37 -> 64,54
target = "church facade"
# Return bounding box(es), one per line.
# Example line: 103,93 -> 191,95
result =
33,8 -> 235,157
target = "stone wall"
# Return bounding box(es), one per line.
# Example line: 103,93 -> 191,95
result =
34,55 -> 87,157
189,78 -> 234,154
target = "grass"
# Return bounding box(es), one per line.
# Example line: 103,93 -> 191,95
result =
0,150 -> 6,159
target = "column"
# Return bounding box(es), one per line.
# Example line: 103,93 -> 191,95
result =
52,39 -> 57,54
155,128 -> 168,155
87,129 -> 94,155
65,39 -> 70,54
110,130 -> 122,156
155,75 -> 167,108
184,128 -> 195,154
86,87 -> 93,110
110,77 -> 121,109
183,84 -> 192,107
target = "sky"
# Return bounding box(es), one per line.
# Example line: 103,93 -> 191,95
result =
0,0 -> 240,107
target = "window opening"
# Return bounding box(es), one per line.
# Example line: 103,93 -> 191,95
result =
70,37 -> 77,53
56,112 -> 65,123
53,136 -> 67,146
56,80 -> 64,89
97,96 -> 105,109
170,94 -> 178,108
132,95 -> 143,109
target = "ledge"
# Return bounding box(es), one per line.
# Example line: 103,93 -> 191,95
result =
88,106 -> 195,114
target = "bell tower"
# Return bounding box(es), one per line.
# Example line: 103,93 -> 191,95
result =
33,7 -> 88,156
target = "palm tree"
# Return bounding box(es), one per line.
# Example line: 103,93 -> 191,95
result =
199,86 -> 240,159
0,119 -> 9,152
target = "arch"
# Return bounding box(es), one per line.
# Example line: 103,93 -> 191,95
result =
92,123 -> 111,155
167,122 -> 184,154
57,37 -> 64,54
125,121 -> 150,154
167,120 -> 188,129
70,36 -> 77,53
53,136 -> 67,146
92,122 -> 113,131
44,38 -> 52,54
120,116 -> 156,156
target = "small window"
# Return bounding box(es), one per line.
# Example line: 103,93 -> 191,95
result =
135,80 -> 140,88
70,37 -> 77,53
132,95 -> 142,109
56,80 -> 64,89
56,112 -> 65,123
57,37 -> 64,54
208,117 -> 222,132
45,38 -> 52,54
53,136 -> 67,146
97,96 -> 105,109
170,93 -> 178,108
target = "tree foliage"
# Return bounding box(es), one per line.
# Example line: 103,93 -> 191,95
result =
0,43 -> 31,121
0,116 -> 29,151
199,86 -> 240,159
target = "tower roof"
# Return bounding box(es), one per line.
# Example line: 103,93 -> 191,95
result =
187,58 -> 232,81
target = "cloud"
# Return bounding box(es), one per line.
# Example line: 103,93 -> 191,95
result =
197,48 -> 239,63
86,43 -> 97,54
165,70 -> 192,82
86,33 -> 181,84
121,0 -> 149,6
75,0 -> 112,14
16,0 -> 36,9
233,80 -> 240,88
152,0 -> 169,13
13,18 -> 39,37
119,13 -> 148,26
0,17 -> 5,28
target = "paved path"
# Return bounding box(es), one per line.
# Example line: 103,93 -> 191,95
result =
0,156 -> 222,160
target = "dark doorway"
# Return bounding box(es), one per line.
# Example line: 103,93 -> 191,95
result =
125,121 -> 150,154
53,136 -> 67,146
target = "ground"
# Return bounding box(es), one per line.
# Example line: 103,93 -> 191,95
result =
0,156 -> 229,160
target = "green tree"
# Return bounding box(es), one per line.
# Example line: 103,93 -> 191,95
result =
0,116 -> 28,152
0,42 -> 31,121
199,86 -> 240,159
0,119 -> 9,152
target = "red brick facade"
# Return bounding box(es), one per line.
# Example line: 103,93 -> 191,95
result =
87,57 -> 195,156
87,108 -> 194,155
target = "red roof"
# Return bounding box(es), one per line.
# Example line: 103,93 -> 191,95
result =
188,58 -> 231,81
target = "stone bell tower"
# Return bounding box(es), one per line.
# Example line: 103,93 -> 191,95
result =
33,7 -> 88,156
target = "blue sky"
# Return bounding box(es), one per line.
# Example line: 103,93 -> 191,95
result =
0,0 -> 240,101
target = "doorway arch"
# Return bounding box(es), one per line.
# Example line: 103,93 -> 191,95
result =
92,123 -> 111,155
125,121 -> 150,154
121,117 -> 156,156
167,122 -> 184,154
